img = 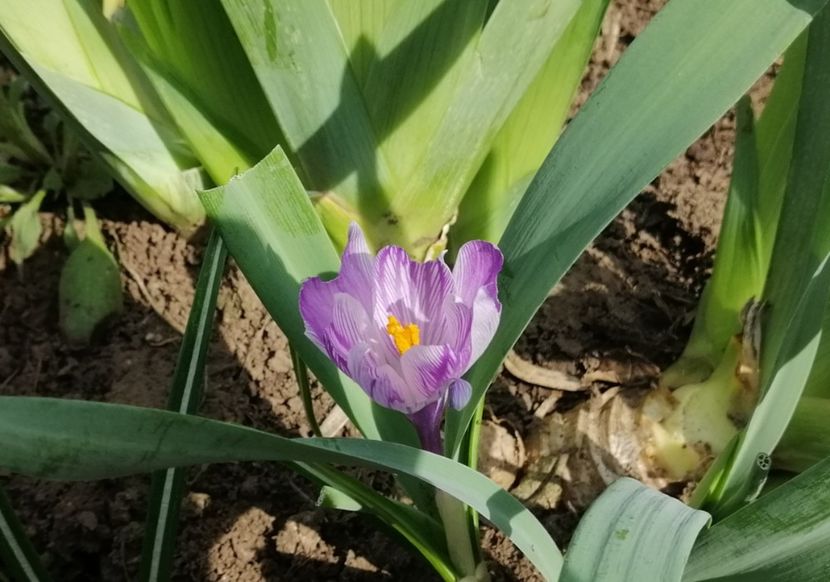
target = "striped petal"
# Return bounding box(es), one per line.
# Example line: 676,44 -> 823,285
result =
374,245 -> 453,336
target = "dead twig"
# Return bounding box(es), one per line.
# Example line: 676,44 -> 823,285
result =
503,350 -> 584,391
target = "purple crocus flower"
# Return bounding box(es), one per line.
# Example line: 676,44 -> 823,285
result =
299,223 -> 503,454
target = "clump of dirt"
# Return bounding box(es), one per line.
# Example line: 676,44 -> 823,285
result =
0,0 -> 776,579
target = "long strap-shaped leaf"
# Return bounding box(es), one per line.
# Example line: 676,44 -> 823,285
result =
0,486 -> 51,582
447,0 -> 830,456
139,229 -> 227,582
387,0 -> 581,254
218,0 -> 397,217
0,397 -> 564,581
561,478 -> 709,582
0,0 -> 204,233
684,455 -> 830,581
697,4 -> 830,516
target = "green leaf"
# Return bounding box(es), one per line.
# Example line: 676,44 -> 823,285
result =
385,0 -> 582,255
0,0 -> 205,233
122,0 -> 283,184
454,0 -> 610,246
0,162 -> 24,185
0,486 -> 51,582
58,205 -> 123,343
447,0 -> 830,457
65,157 -> 113,201
6,189 -> 46,265
776,396 -> 830,472
126,0 -> 281,162
664,34 -> 808,388
0,396 -> 564,581
562,478 -> 709,582
0,185 -> 27,204
695,6 -> 830,516
0,78 -> 51,165
220,0 -> 396,221
359,1 -> 488,188
683,455 -> 830,581
139,229 -> 227,582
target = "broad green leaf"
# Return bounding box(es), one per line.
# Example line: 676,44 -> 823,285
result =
0,397 -> 565,581
683,455 -> 830,581
386,0 -> 582,255
776,396 -> 830,472
803,302 -> 830,398
6,189 -> 46,265
220,0 -> 397,223
0,0 -> 204,232
696,7 -> 830,516
561,478 -> 709,582
662,96 -> 763,387
124,0 -> 282,177
58,204 -> 123,343
360,1 -> 488,187
454,0 -> 610,246
139,230 -> 227,582
755,34 -> 808,266
327,0 -> 395,86
447,0 -> 830,456
664,34 -> 808,388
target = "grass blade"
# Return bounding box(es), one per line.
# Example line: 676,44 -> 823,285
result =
0,397 -> 565,581
447,0 -> 830,456
562,478 -> 709,582
139,229 -> 227,582
290,344 -> 322,437
0,486 -> 51,582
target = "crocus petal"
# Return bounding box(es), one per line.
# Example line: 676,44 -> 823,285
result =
298,223 -> 374,347
348,342 -> 422,412
452,240 -> 503,308
339,222 -> 375,312
448,378 -> 472,410
452,241 -> 503,364
399,344 -> 457,401
298,276 -> 338,349
320,293 -> 372,369
468,285 -> 501,363
374,245 -> 453,336
438,299 -> 472,368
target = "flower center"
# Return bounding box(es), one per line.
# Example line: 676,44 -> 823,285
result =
386,315 -> 420,355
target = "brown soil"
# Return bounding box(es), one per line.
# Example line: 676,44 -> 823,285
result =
1,1 -> 769,580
